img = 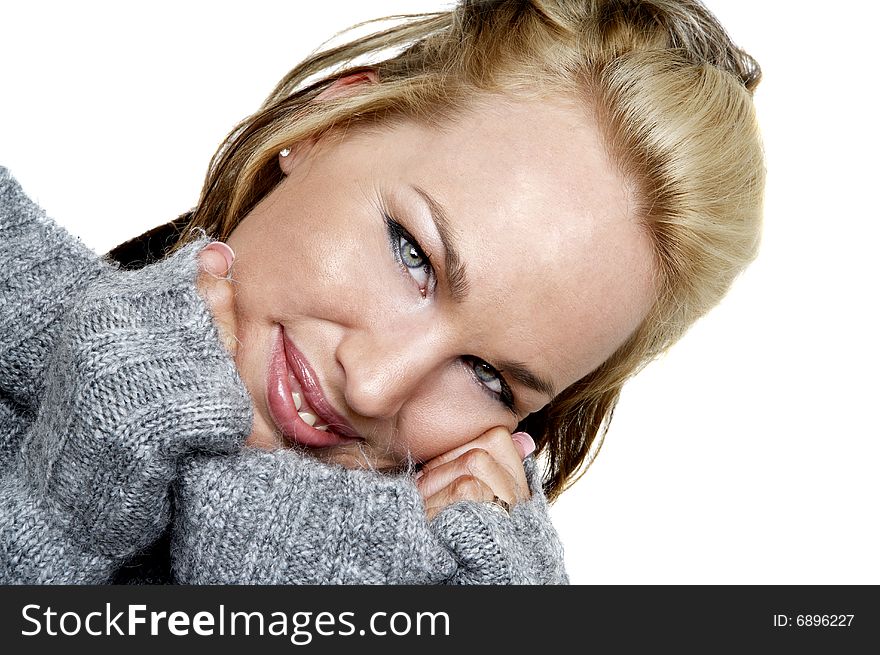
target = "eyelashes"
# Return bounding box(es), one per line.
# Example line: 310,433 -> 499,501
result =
463,356 -> 516,412
384,214 -> 434,296
383,211 -> 517,413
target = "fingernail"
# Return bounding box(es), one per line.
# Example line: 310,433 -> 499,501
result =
204,241 -> 235,272
511,431 -> 536,460
414,468 -> 425,481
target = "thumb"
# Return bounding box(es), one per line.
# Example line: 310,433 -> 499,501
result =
197,242 -> 238,356
198,241 -> 235,278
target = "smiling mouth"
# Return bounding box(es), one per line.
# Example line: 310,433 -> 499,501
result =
265,324 -> 362,449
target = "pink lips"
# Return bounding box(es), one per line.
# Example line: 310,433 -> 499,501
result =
265,325 -> 362,448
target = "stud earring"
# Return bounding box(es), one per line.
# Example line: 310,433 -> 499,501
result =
279,148 -> 291,157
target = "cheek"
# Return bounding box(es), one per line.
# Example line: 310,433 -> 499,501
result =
392,374 -> 519,462
233,222 -> 388,324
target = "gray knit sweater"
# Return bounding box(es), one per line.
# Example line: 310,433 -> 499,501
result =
0,167 -> 568,584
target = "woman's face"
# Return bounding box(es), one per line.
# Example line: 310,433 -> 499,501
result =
226,92 -> 655,470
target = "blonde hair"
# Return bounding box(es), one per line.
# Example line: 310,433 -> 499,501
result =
174,0 -> 764,501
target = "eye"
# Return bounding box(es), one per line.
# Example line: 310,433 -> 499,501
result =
399,236 -> 425,269
385,215 -> 434,295
472,360 -> 503,394
464,356 -> 515,412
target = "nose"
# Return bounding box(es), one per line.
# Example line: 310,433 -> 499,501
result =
335,320 -> 443,419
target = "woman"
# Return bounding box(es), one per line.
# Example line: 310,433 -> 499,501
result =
0,0 -> 763,584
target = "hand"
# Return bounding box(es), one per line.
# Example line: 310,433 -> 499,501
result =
418,428 -> 569,583
197,241 -> 238,357
415,427 -> 536,520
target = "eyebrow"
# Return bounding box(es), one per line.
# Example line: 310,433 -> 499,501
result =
496,360 -> 557,401
410,184 -> 470,303
409,184 -> 557,403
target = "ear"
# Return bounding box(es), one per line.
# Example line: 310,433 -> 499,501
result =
278,69 -> 378,174
315,69 -> 378,102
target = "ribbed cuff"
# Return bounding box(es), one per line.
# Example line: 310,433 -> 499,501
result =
171,449 -> 457,585
19,241 -> 252,560
0,167 -> 107,414
430,457 -> 569,585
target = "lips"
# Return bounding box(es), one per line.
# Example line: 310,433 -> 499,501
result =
265,325 -> 362,448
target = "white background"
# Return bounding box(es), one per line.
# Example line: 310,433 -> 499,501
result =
1,1 -> 877,584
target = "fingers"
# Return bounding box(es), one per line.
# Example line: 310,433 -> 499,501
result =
421,426 -> 521,473
197,242 -> 239,356
420,427 -> 529,495
416,427 -> 535,519
423,474 -> 496,521
418,447 -> 520,502
198,241 -> 235,278
510,431 -> 536,460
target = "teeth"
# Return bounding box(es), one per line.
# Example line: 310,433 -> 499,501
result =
315,425 -> 329,432
298,411 -> 317,426
291,391 -> 302,411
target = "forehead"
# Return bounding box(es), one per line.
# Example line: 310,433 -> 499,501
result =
358,93 -> 655,393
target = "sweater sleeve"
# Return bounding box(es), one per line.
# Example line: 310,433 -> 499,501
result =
430,457 -> 569,585
171,449 -> 457,584
0,167 -> 106,420
1,238 -> 253,584
170,449 -> 568,585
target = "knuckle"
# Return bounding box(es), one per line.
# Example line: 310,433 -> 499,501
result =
461,448 -> 491,469
450,475 -> 483,500
212,280 -> 235,307
201,278 -> 234,313
482,425 -> 512,448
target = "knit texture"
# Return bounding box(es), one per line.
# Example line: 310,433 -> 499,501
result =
431,457 -> 568,584
0,170 -> 104,428
172,451 -> 568,585
171,449 -> 456,584
1,167 -> 253,582
0,167 -> 568,585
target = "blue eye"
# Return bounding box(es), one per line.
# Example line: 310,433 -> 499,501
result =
464,356 -> 515,411
399,237 -> 424,268
382,211 -> 515,414
385,216 -> 433,294
472,360 -> 503,394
